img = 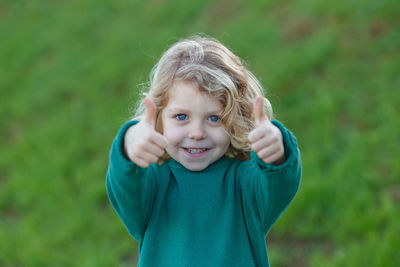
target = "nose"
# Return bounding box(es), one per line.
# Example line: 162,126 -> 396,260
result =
188,123 -> 206,140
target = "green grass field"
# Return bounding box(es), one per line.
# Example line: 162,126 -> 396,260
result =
1,0 -> 399,266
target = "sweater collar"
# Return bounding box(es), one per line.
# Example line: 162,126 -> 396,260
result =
166,156 -> 231,173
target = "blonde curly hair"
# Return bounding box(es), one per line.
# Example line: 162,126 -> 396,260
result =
133,35 -> 273,160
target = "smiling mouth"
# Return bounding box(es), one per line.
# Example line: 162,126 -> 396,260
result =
183,148 -> 210,154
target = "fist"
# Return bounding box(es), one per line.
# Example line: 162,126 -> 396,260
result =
124,97 -> 168,168
248,97 -> 285,165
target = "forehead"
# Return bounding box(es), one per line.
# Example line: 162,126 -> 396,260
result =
166,80 -> 223,110
168,80 -> 201,98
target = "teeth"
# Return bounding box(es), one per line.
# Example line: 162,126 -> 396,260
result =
187,148 -> 206,153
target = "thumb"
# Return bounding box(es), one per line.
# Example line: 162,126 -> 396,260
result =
253,96 -> 268,126
143,97 -> 157,126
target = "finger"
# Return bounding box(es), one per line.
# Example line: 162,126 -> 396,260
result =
251,128 -> 280,149
263,153 -> 284,165
248,126 -> 266,143
253,96 -> 268,126
250,137 -> 273,152
256,144 -> 280,160
143,97 -> 157,126
135,150 -> 159,165
131,156 -> 150,168
150,132 -> 168,149
141,141 -> 165,157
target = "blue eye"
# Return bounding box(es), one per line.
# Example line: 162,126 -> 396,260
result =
176,114 -> 187,121
208,115 -> 220,122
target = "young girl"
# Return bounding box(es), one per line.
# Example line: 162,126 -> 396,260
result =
106,36 -> 301,267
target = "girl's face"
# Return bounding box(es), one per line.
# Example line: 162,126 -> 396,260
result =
161,80 -> 230,171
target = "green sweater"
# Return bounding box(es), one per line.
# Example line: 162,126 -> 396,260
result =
106,120 -> 301,267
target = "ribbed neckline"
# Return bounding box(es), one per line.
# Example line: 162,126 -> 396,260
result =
166,156 -> 232,173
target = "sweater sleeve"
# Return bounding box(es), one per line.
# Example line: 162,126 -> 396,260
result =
105,121 -> 157,241
238,120 -> 302,234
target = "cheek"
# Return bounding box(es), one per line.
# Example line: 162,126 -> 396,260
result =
212,128 -> 231,146
161,114 -> 178,144
163,124 -> 183,145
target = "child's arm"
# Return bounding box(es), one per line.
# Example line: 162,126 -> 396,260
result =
240,97 -> 302,233
253,120 -> 301,232
106,98 -> 167,240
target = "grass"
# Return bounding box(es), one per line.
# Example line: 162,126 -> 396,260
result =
0,0 -> 399,266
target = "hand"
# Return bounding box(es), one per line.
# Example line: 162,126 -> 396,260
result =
124,98 -> 168,168
248,97 -> 285,165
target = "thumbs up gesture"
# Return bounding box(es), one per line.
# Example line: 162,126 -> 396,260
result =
248,97 -> 285,165
124,97 -> 168,168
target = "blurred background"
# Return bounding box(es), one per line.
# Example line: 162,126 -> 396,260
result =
0,0 -> 399,266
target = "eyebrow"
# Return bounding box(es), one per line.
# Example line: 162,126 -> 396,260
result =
166,107 -> 222,115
